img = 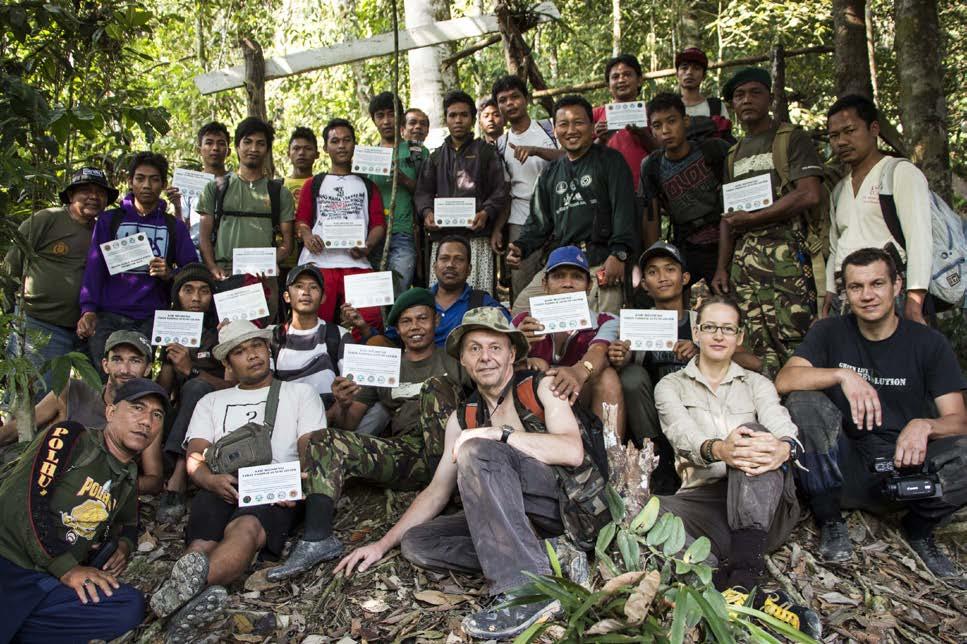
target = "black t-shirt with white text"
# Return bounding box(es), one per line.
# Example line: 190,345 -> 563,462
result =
793,315 -> 965,439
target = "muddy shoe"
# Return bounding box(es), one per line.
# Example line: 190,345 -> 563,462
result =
906,533 -> 966,588
150,551 -> 209,618
462,595 -> 561,640
266,536 -> 343,582
165,585 -> 228,644
156,491 -> 187,525
549,536 -> 590,588
818,520 -> 852,562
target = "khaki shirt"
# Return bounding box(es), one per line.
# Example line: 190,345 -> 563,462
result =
654,358 -> 798,489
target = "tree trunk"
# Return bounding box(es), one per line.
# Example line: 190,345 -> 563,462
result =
405,0 -> 457,128
832,0 -> 874,98
770,44 -> 790,124
495,2 -> 554,116
676,0 -> 703,49
611,0 -> 621,57
865,1 -> 879,101
894,0 -> 951,202
240,38 -> 274,177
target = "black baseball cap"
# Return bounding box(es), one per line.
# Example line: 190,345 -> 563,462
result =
286,263 -> 324,289
113,378 -> 170,415
638,241 -> 686,272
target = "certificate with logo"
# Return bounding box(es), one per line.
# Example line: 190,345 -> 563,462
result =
151,311 -> 204,347
529,292 -> 593,335
352,145 -> 394,176
213,283 -> 270,322
238,461 -> 303,508
322,219 -> 366,249
605,101 -> 647,129
722,174 -> 773,213
172,168 -> 214,231
342,344 -> 402,388
344,271 -> 395,308
232,247 -> 278,276
100,234 -> 155,275
434,197 -> 476,228
620,309 -> 678,351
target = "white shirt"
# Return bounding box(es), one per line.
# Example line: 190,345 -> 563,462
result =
684,98 -> 729,120
298,174 -> 373,270
186,380 -> 326,463
827,156 -> 932,292
500,120 -> 557,226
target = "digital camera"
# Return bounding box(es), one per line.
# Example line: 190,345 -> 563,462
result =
870,457 -> 942,501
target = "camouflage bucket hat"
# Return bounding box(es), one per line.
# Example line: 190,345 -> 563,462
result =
445,306 -> 529,361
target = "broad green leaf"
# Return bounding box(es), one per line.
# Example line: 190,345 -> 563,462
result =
662,517 -> 686,556
682,586 -> 735,644
69,352 -> 104,394
616,529 -> 640,571
630,495 -> 660,533
545,539 -> 562,577
669,588 -> 687,644
46,354 -> 72,397
645,512 -> 673,546
595,550 -> 620,578
682,536 -> 711,564
605,485 -> 626,523
596,522 -> 617,553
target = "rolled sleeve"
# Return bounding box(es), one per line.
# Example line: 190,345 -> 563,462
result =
747,372 -> 798,441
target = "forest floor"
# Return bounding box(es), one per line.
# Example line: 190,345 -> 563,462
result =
111,485 -> 967,644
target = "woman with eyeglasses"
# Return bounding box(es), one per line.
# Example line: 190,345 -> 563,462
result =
650,295 -> 821,637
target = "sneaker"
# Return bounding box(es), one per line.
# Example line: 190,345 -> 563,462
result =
150,551 -> 209,618
265,536 -> 344,582
818,520 -> 853,562
461,595 -> 561,639
723,587 -> 822,639
906,534 -> 966,588
156,490 -> 187,524
165,585 -> 228,644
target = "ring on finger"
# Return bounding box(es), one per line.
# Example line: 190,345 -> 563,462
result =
84,578 -> 93,585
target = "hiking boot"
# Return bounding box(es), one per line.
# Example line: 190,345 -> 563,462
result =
156,491 -> 187,525
165,585 -> 228,644
549,536 -> 590,588
906,534 -> 967,588
150,551 -> 209,618
818,520 -> 853,562
266,536 -> 343,582
461,595 -> 561,639
723,587 -> 822,640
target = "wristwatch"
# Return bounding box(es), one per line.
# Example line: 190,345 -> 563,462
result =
612,250 -> 629,262
189,367 -> 201,379
781,437 -> 801,462
500,425 -> 514,443
581,360 -> 595,378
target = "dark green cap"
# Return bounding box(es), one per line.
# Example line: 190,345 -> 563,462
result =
386,288 -> 436,327
722,67 -> 772,102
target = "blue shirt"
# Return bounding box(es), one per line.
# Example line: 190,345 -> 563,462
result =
385,284 -> 510,346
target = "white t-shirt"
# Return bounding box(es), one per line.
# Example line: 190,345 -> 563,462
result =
500,120 -> 557,226
298,174 -> 372,270
185,380 -> 326,463
684,98 -> 729,120
826,156 -> 932,292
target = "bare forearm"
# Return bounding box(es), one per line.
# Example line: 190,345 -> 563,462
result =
532,147 -> 566,162
774,366 -> 845,395
924,413 -> 967,439
377,486 -> 451,550
366,226 -> 385,253
733,348 -> 763,373
505,430 -> 583,466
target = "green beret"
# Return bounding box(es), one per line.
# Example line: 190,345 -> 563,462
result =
387,288 -> 436,326
722,67 -> 772,102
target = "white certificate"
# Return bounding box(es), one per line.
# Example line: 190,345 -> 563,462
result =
100,234 -> 155,275
344,271 -> 395,308
620,309 -> 678,351
322,219 -> 366,249
151,311 -> 204,347
605,101 -> 647,129
342,344 -> 402,388
172,168 -> 214,231
434,197 -> 476,228
213,283 -> 270,322
352,145 -> 394,176
232,247 -> 278,276
238,461 -> 303,508
722,174 -> 774,213
529,292 -> 593,335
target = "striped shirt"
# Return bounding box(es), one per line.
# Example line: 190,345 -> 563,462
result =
273,320 -> 351,396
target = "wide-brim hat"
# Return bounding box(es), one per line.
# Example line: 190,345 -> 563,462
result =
213,319 -> 274,362
445,306 -> 529,361
59,167 -> 119,205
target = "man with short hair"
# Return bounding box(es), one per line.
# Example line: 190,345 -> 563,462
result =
675,47 -> 730,120
3,168 -> 117,395
776,248 -> 967,585
401,108 -> 430,144
294,118 -> 386,332
717,67 -> 824,375
265,288 -> 468,580
477,97 -> 504,144
491,75 -> 565,301
592,54 -> 657,187
150,320 -> 326,641
415,90 -> 510,295
824,95 -> 932,323
79,152 -> 198,376
639,92 -> 731,286
0,378 -> 168,644
334,306 -> 610,639
285,127 -> 320,205
176,122 -> 231,249
508,95 -> 638,315
368,92 -> 427,290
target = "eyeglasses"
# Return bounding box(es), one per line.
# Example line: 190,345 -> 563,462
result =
697,323 -> 740,336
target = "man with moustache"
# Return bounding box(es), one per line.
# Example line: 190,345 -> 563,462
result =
401,108 -> 430,145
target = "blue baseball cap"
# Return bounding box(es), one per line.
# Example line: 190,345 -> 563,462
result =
544,246 -> 590,276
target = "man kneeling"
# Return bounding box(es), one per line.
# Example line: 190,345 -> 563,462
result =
335,307 -> 611,639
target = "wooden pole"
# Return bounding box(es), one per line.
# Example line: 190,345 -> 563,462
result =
771,44 -> 790,123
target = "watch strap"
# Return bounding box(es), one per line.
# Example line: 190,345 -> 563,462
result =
500,425 -> 514,443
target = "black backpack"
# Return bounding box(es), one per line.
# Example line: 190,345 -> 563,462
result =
108,208 -> 179,268
212,174 -> 284,245
271,320 -> 343,372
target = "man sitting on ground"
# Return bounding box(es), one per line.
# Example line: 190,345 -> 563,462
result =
265,288 -> 468,580
150,320 -> 326,642
0,378 -> 168,644
335,307 -> 610,639
513,246 -> 626,441
776,248 -> 966,586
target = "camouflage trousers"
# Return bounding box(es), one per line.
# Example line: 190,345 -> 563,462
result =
731,230 -> 817,376
303,377 -> 461,499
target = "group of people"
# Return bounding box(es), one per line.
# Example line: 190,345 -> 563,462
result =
1,44 -> 964,643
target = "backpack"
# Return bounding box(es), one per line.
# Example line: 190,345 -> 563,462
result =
212,173 -> 284,246
109,208 -> 179,268
683,98 -> 736,146
838,157 -> 967,306
306,172 -> 380,229
640,138 -> 728,235
271,319 -> 343,371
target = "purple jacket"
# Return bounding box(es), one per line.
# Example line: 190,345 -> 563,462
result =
80,193 -> 199,320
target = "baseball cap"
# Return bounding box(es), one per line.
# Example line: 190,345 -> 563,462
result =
59,167 -> 119,205
113,378 -> 170,415
104,330 -> 152,361
286,263 -> 324,289
638,241 -> 686,272
544,245 -> 590,276
675,47 -> 709,70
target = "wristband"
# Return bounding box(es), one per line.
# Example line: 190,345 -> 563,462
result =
701,439 -> 721,464
500,425 -> 514,443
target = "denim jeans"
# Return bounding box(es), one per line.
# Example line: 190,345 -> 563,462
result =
387,233 -> 417,291
5,315 -> 85,398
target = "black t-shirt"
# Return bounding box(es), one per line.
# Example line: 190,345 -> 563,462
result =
793,315 -> 965,438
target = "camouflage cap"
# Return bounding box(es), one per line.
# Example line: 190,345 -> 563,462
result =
445,306 -> 529,361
